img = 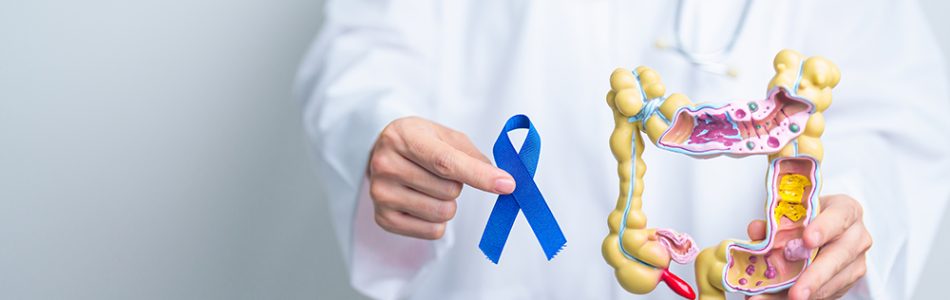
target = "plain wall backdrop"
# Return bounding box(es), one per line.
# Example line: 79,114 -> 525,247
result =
0,1 -> 946,299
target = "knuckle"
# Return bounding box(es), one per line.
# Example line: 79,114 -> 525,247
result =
391,116 -> 416,128
412,200 -> 433,218
405,135 -> 432,158
369,181 -> 383,200
422,223 -> 446,240
397,116 -> 421,124
368,154 -> 392,176
449,130 -> 469,142
419,201 -> 453,222
377,126 -> 401,147
375,196 -> 395,208
393,117 -> 422,135
445,182 -> 463,199
848,246 -> 864,265
839,194 -> 863,217
841,213 -> 857,229
855,262 -> 867,278
374,211 -> 393,230
408,199 -> 430,217
862,232 -> 874,251
431,153 -> 456,177
369,182 -> 391,205
839,221 -> 851,237
436,201 -> 457,222
835,246 -> 853,264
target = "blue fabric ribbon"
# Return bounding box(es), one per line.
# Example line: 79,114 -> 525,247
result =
479,114 -> 566,264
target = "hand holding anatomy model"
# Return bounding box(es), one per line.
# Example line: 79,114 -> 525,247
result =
603,50 -> 871,299
746,194 -> 871,299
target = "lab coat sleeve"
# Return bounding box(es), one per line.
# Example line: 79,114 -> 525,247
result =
294,1 -> 443,299
800,0 -> 950,298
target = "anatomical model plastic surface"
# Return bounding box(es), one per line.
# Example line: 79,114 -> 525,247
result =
602,49 -> 840,299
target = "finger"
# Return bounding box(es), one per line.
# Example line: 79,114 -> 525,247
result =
804,195 -> 862,249
813,255 -> 867,299
403,134 -> 515,194
747,219 -> 767,241
370,150 -> 463,200
790,224 -> 868,300
376,182 -> 457,223
433,124 -> 492,164
374,208 -> 447,240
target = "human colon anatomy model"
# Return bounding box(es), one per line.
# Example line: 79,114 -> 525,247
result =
602,49 -> 840,299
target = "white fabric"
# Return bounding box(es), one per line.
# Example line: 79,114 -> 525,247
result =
296,0 -> 950,299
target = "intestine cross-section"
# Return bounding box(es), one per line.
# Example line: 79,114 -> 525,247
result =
601,49 -> 840,299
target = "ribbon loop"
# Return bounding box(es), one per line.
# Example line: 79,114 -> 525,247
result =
479,115 -> 566,264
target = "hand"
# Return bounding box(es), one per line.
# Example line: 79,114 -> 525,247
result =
747,194 -> 872,300
368,117 -> 516,240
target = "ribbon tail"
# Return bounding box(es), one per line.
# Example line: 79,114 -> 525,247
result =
540,231 -> 566,260
515,186 -> 566,260
497,150 -> 567,261
478,194 -> 520,264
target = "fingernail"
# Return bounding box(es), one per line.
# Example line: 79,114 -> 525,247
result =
810,231 -> 822,246
494,178 -> 516,194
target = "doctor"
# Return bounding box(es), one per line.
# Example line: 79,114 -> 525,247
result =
297,0 -> 950,299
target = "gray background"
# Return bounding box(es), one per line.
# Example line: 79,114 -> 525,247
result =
0,1 -> 946,299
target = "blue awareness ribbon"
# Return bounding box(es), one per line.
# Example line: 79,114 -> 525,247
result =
478,114 -> 566,264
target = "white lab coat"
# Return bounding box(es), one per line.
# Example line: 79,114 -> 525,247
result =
296,0 -> 950,299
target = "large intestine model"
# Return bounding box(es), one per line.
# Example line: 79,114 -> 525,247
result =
602,49 -> 840,299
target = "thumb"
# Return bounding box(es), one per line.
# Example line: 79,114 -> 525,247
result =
747,219 -> 767,241
450,152 -> 516,195
459,159 -> 515,195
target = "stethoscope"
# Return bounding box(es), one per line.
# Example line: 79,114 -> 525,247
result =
654,0 -> 754,77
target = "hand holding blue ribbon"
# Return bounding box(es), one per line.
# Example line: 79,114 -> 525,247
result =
479,114 -> 566,264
